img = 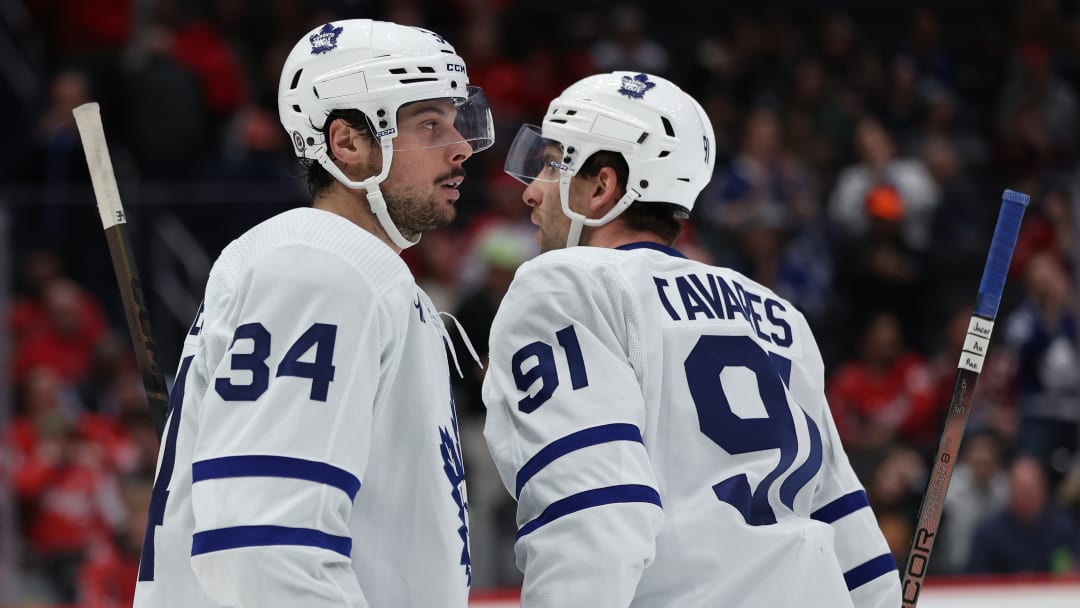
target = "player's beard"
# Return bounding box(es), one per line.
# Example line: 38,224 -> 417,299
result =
383,168 -> 464,240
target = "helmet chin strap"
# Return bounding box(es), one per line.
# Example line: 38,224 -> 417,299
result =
364,183 -> 420,251
319,138 -> 421,251
558,171 -> 640,248
559,174 -> 586,248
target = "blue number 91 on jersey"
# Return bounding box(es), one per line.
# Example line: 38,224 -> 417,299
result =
510,326 -> 823,527
686,335 -> 823,526
511,325 -> 589,413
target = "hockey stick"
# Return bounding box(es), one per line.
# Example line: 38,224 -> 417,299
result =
73,102 -> 169,440
900,189 -> 1030,606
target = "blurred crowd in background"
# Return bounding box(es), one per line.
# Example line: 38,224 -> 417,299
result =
1,0 -> 1079,605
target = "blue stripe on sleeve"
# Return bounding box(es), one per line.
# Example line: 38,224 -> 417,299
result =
844,553 -> 897,590
192,455 -> 361,500
810,490 -> 870,524
192,525 -> 352,557
516,484 -> 662,539
515,423 -> 643,498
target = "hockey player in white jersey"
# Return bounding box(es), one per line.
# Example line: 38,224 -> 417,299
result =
132,20 -> 493,608
482,72 -> 901,608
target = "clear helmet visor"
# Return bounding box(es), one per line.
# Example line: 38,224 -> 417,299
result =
503,124 -> 566,185
389,86 -> 495,152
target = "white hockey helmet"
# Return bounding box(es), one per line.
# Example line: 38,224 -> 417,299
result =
279,19 -> 494,249
504,71 -> 715,247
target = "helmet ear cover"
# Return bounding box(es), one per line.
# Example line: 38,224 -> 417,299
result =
300,108 -> 373,195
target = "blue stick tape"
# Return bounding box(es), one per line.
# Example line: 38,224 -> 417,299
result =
974,189 -> 1030,320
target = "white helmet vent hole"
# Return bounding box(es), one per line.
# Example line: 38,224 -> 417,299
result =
290,70 -> 303,90
658,150 -> 670,158
389,68 -> 408,75
677,177 -> 691,182
292,104 -> 301,113
661,116 -> 675,137
549,118 -> 568,124
401,77 -> 438,84
418,66 -> 436,73
565,109 -> 577,116
637,132 -> 649,144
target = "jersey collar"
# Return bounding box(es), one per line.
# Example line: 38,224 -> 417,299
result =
615,241 -> 687,258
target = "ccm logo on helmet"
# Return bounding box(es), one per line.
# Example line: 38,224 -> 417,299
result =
447,63 -> 466,73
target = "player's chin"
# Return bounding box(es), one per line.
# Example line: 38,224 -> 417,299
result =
427,203 -> 457,229
440,200 -> 457,222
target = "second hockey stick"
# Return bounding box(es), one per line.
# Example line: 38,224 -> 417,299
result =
900,188 -> 1030,606
73,102 -> 170,440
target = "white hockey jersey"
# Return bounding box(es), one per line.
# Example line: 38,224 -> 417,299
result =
134,207 -> 471,608
482,242 -> 901,608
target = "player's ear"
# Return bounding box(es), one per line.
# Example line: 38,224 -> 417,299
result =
586,165 -> 622,216
327,118 -> 373,166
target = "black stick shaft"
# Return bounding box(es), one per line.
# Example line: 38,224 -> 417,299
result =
104,226 -> 169,439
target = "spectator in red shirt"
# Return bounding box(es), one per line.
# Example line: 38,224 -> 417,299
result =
827,311 -> 937,457
9,366 -> 126,602
171,19 -> 249,119
9,251 -> 101,347
13,277 -> 107,385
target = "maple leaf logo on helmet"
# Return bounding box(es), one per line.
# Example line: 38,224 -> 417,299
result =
617,73 -> 656,99
309,23 -> 343,55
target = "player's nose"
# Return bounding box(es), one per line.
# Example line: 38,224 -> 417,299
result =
447,135 -> 472,164
522,182 -> 541,207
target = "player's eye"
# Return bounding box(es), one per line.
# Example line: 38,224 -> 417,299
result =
541,158 -> 566,177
